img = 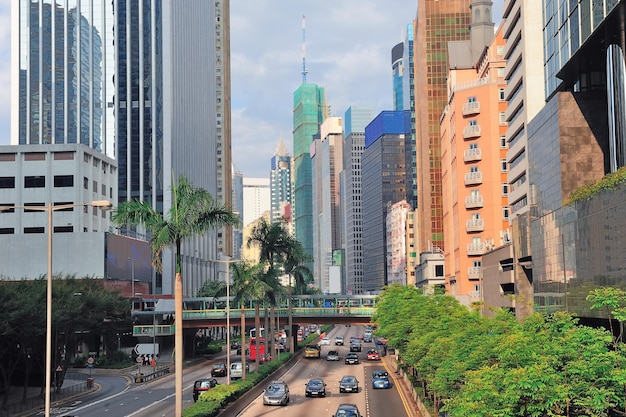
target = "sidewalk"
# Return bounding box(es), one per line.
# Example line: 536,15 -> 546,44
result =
383,351 -> 428,417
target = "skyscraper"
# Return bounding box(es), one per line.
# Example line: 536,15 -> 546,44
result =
414,0 -> 472,254
293,83 -> 327,271
12,1 -> 232,296
270,138 -> 292,224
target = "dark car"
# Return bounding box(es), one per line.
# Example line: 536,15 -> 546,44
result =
372,370 -> 391,389
349,342 -> 361,352
262,381 -> 290,406
333,403 -> 362,417
230,341 -> 241,351
305,378 -> 327,397
210,363 -> 227,377
339,375 -> 359,393
193,378 -> 218,402
345,353 -> 360,365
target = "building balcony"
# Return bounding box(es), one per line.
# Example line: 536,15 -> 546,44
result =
462,101 -> 481,116
463,147 -> 482,162
463,125 -> 481,139
464,171 -> 483,186
465,194 -> 484,209
466,218 -> 485,232
468,266 -> 482,280
467,242 -> 484,256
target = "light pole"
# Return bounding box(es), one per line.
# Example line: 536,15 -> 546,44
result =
128,257 -> 135,306
210,256 -> 240,385
0,199 -> 112,417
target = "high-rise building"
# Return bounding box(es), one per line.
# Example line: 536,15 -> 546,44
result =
231,163 -> 244,260
11,1 -> 232,296
341,105 -> 373,295
270,138 -> 292,224
402,24 -> 417,210
392,42 -> 404,111
242,178 -> 271,228
293,83 -> 327,273
312,117 -> 343,293
362,110 -> 411,292
414,0 -> 472,254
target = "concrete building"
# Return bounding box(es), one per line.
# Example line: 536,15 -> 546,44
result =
11,1 -> 233,297
340,106 -> 373,295
270,138 -> 292,225
440,9 -> 510,307
242,178 -> 271,229
414,0 -> 473,254
0,144 -> 115,278
312,117 -> 343,293
385,200 -> 413,286
231,163 -> 244,260
293,83 -> 327,273
362,111 -> 411,292
415,249 -> 446,293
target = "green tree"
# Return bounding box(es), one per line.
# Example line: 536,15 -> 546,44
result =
112,175 -> 238,416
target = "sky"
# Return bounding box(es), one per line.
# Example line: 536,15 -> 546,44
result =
0,0 -> 503,179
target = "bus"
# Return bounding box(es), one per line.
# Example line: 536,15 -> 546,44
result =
250,327 -> 265,339
249,337 -> 266,362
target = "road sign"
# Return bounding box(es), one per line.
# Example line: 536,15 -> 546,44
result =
87,357 -> 95,365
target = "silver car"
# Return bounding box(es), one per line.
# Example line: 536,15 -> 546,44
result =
326,350 -> 340,361
263,381 -> 290,406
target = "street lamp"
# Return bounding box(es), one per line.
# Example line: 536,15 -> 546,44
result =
0,199 -> 112,417
209,256 -> 240,385
128,257 -> 135,306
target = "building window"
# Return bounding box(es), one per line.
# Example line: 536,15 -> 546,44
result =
502,183 -> 509,195
0,228 -> 15,234
499,112 -> 507,125
24,203 -> 45,212
502,207 -> 511,220
54,175 -> 74,187
24,176 -> 45,188
53,226 -> 74,233
54,202 -> 74,212
498,88 -> 505,101
500,136 -> 507,148
468,96 -> 477,103
83,177 -> 89,189
0,177 -> 15,189
24,227 -> 45,234
501,159 -> 508,172
435,265 -> 444,277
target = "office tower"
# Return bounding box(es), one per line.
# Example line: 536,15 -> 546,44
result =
402,24 -> 417,210
414,0 -> 472,254
242,178 -> 271,228
440,23 -> 509,307
12,1 -> 232,296
293,83 -> 327,269
386,200 -> 413,286
341,106 -> 373,295
392,42 -> 404,111
11,1 -> 114,155
232,163 -> 243,259
502,0 -> 545,219
362,110 -> 411,292
311,117 -> 343,293
270,138 -> 292,224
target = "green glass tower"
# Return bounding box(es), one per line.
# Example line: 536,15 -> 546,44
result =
293,83 -> 327,265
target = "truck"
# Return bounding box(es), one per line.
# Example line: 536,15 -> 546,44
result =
304,344 -> 321,359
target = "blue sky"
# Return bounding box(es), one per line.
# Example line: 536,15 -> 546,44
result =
0,1 -> 503,178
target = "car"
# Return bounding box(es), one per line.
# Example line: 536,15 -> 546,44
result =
230,341 -> 241,351
229,362 -> 249,380
335,335 -> 344,345
210,363 -> 227,377
326,350 -> 340,361
305,344 -> 321,358
263,381 -> 290,406
192,378 -> 218,402
363,333 -> 372,343
372,370 -> 391,389
344,353 -> 360,365
320,336 -> 331,345
356,334 -> 364,340
304,378 -> 327,397
367,349 -> 380,361
349,342 -> 361,352
333,403 -> 362,417
339,375 -> 359,393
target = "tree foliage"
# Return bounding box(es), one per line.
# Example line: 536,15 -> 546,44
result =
374,284 -> 626,416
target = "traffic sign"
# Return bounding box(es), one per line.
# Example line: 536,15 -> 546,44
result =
87,357 -> 95,365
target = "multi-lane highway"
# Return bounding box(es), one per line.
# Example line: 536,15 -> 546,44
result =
37,325 -> 411,416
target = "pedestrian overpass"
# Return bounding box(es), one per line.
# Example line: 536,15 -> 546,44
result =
131,294 -> 377,337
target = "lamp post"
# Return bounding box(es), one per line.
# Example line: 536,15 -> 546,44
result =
128,257 -> 135,306
209,256 -> 240,385
0,199 -> 112,417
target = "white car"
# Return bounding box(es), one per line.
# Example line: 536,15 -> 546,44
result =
320,337 -> 330,346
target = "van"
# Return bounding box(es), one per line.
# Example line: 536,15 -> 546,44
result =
230,362 -> 249,380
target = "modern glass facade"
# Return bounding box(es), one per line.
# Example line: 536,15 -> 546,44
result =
293,83 -> 327,269
362,110 -> 411,292
391,42 -> 404,111
14,0 -> 114,155
270,139 -> 292,223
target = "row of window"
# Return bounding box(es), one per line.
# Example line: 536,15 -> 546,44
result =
0,175 -> 112,198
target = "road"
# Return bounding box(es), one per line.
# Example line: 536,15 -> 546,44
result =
35,325 -> 410,417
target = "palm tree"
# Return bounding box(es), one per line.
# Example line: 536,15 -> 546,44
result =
282,240 -> 313,353
230,261 -> 267,378
112,175 -> 239,417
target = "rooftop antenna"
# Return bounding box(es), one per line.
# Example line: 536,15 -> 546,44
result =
301,15 -> 308,84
